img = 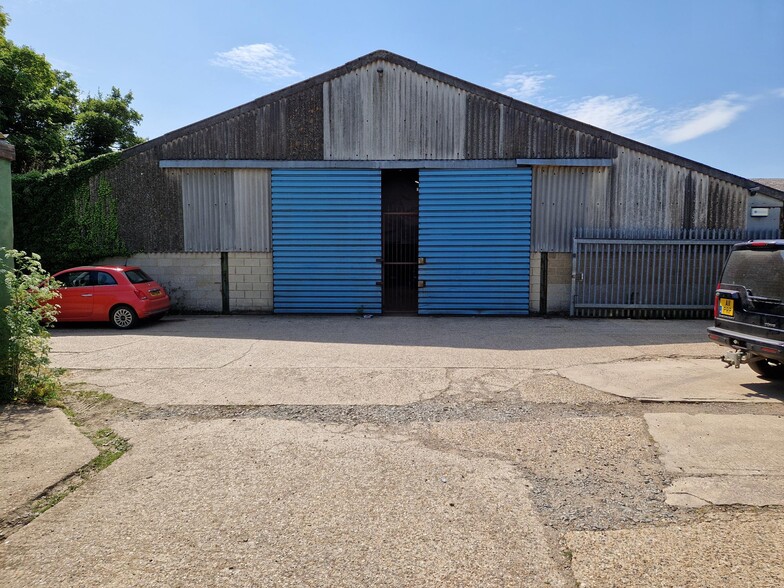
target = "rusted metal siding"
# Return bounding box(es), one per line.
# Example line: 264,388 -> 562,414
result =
94,148 -> 184,253
323,60 -> 467,159
182,169 -> 271,252
532,166 -> 611,251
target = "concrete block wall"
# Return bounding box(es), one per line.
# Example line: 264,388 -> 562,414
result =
228,253 -> 273,312
529,252 -> 541,313
99,253 -> 222,312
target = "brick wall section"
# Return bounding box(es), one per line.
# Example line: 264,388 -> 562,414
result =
546,252 -> 572,313
99,253 -> 222,312
228,253 -> 274,312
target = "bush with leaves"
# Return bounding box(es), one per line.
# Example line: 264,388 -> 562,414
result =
0,248 -> 61,403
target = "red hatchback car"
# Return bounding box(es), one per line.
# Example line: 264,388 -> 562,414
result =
52,266 -> 170,329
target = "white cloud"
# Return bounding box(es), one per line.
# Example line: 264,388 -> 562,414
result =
495,73 -> 554,100
656,96 -> 748,144
211,43 -> 300,80
773,88 -> 784,98
553,93 -> 748,144
560,95 -> 657,136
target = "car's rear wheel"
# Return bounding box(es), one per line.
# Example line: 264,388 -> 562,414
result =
110,305 -> 138,329
748,356 -> 784,380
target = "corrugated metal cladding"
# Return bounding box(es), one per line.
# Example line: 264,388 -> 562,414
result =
418,169 -> 532,315
531,149 -> 755,252
181,169 -> 271,252
271,170 -> 382,313
532,167 -> 611,252
158,84 -> 324,160
610,148 -> 749,231
323,61 -> 468,160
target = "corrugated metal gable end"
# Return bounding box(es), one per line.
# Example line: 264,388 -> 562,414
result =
324,61 -> 468,160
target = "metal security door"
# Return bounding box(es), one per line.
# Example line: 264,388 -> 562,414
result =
418,169 -> 532,315
382,170 -> 419,313
271,170 -> 382,314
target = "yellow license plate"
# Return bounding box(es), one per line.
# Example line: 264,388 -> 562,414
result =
719,298 -> 734,317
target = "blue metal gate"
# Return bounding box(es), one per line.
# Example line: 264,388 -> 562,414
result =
418,169 -> 532,315
271,170 -> 382,313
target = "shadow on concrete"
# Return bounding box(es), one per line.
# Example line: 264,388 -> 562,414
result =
739,382 -> 784,402
48,314 -> 713,352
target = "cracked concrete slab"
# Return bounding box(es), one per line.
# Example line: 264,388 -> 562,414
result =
665,476 -> 784,507
646,413 -> 784,508
0,417 -> 569,587
410,416 -> 669,530
645,413 -> 784,475
66,367 -> 453,406
0,406 -> 98,518
566,513 -> 784,588
560,358 -> 784,403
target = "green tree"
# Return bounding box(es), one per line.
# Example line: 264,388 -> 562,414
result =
71,87 -> 144,159
0,9 -> 79,172
0,7 -> 144,172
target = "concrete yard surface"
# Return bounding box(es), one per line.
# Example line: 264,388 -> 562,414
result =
4,315 -> 784,586
0,406 -> 97,519
560,358 -> 784,403
566,513 -> 784,588
0,418 -> 570,588
645,413 -> 784,508
50,315 -> 764,406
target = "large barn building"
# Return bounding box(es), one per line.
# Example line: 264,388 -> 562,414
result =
95,50 -> 784,317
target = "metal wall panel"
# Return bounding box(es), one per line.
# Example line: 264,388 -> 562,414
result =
182,170 -> 232,252
323,60 -> 467,160
610,148 -> 750,233
501,107 -> 618,159
418,169 -> 532,315
532,166 -> 611,251
233,170 -> 272,251
182,169 -> 271,252
271,170 -> 382,313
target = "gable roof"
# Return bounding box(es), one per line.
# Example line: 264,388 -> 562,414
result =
122,50 -> 784,200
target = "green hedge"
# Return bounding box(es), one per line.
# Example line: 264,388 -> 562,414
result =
12,153 -> 128,272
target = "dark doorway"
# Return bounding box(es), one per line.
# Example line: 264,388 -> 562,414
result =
382,169 -> 419,313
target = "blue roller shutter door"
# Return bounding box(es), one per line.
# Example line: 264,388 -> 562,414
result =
418,169 -> 532,315
271,170 -> 382,314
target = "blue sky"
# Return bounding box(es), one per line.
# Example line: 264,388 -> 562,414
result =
3,0 -> 783,178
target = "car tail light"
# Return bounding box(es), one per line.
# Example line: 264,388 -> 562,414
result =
749,241 -> 768,247
133,289 -> 148,301
713,284 -> 720,318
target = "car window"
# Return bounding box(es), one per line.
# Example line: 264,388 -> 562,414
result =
59,270 -> 91,288
93,271 -> 118,286
722,249 -> 784,300
125,269 -> 153,284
